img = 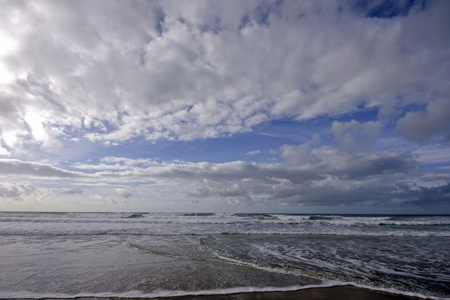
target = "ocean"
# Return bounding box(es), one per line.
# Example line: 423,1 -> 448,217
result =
0,212 -> 448,299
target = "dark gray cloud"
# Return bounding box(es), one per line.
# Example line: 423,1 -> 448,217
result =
332,120 -> 382,150
395,99 -> 450,142
61,188 -> 83,195
70,148 -> 447,209
416,183 -> 450,207
1,147 -> 448,210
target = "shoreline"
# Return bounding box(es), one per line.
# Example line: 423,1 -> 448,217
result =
1,285 -> 434,300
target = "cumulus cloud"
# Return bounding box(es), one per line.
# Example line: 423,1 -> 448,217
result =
0,182 -> 55,203
0,0 -> 448,153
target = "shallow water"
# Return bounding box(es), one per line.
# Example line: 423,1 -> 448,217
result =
0,212 -> 449,298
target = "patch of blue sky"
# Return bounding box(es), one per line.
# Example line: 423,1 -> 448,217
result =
333,105 -> 380,123
67,106 -> 384,167
253,0 -> 284,25
353,0 -> 426,19
60,101 -> 439,175
154,6 -> 165,36
103,134 -> 277,164
254,118 -> 329,144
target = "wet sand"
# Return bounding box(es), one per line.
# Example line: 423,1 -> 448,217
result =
22,285 -> 425,300
181,285 -> 423,300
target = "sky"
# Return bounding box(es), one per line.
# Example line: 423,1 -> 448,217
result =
0,0 -> 449,214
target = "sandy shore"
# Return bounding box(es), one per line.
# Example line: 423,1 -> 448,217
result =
17,285 -> 425,300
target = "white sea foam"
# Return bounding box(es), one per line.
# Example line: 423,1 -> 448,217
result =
0,282 -> 441,300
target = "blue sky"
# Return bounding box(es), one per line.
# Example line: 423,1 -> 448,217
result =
0,0 -> 449,213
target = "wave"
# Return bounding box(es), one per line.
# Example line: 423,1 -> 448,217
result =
234,213 -> 280,220
182,213 -> 216,217
125,213 -> 146,218
308,215 -> 337,220
0,223 -> 450,237
1,212 -> 449,237
3,230 -> 448,238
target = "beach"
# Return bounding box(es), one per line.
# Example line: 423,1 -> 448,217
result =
146,286 -> 421,300
9,286 -> 424,300
0,212 -> 448,299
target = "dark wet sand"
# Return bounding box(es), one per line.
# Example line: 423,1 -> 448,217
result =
22,285 -> 425,300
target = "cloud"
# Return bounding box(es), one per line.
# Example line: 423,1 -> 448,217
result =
415,147 -> 450,165
332,120 -> 382,150
0,182 -> 54,203
151,153 -> 439,208
0,182 -> 35,198
72,157 -> 157,171
66,147 -> 447,209
280,143 -> 319,166
395,99 -> 450,142
0,146 -> 9,156
115,188 -> 132,199
0,0 -> 448,153
60,188 -> 83,195
415,183 -> 450,207
0,159 -> 85,178
0,147 -> 447,211
246,150 -> 261,156
88,194 -> 124,206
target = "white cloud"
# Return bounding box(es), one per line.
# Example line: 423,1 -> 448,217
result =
72,157 -> 157,171
414,147 -> 450,165
24,111 -> 48,142
246,150 -> 260,156
0,146 -> 10,156
0,0 -> 448,153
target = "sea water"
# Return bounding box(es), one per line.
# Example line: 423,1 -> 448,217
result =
0,212 -> 449,299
